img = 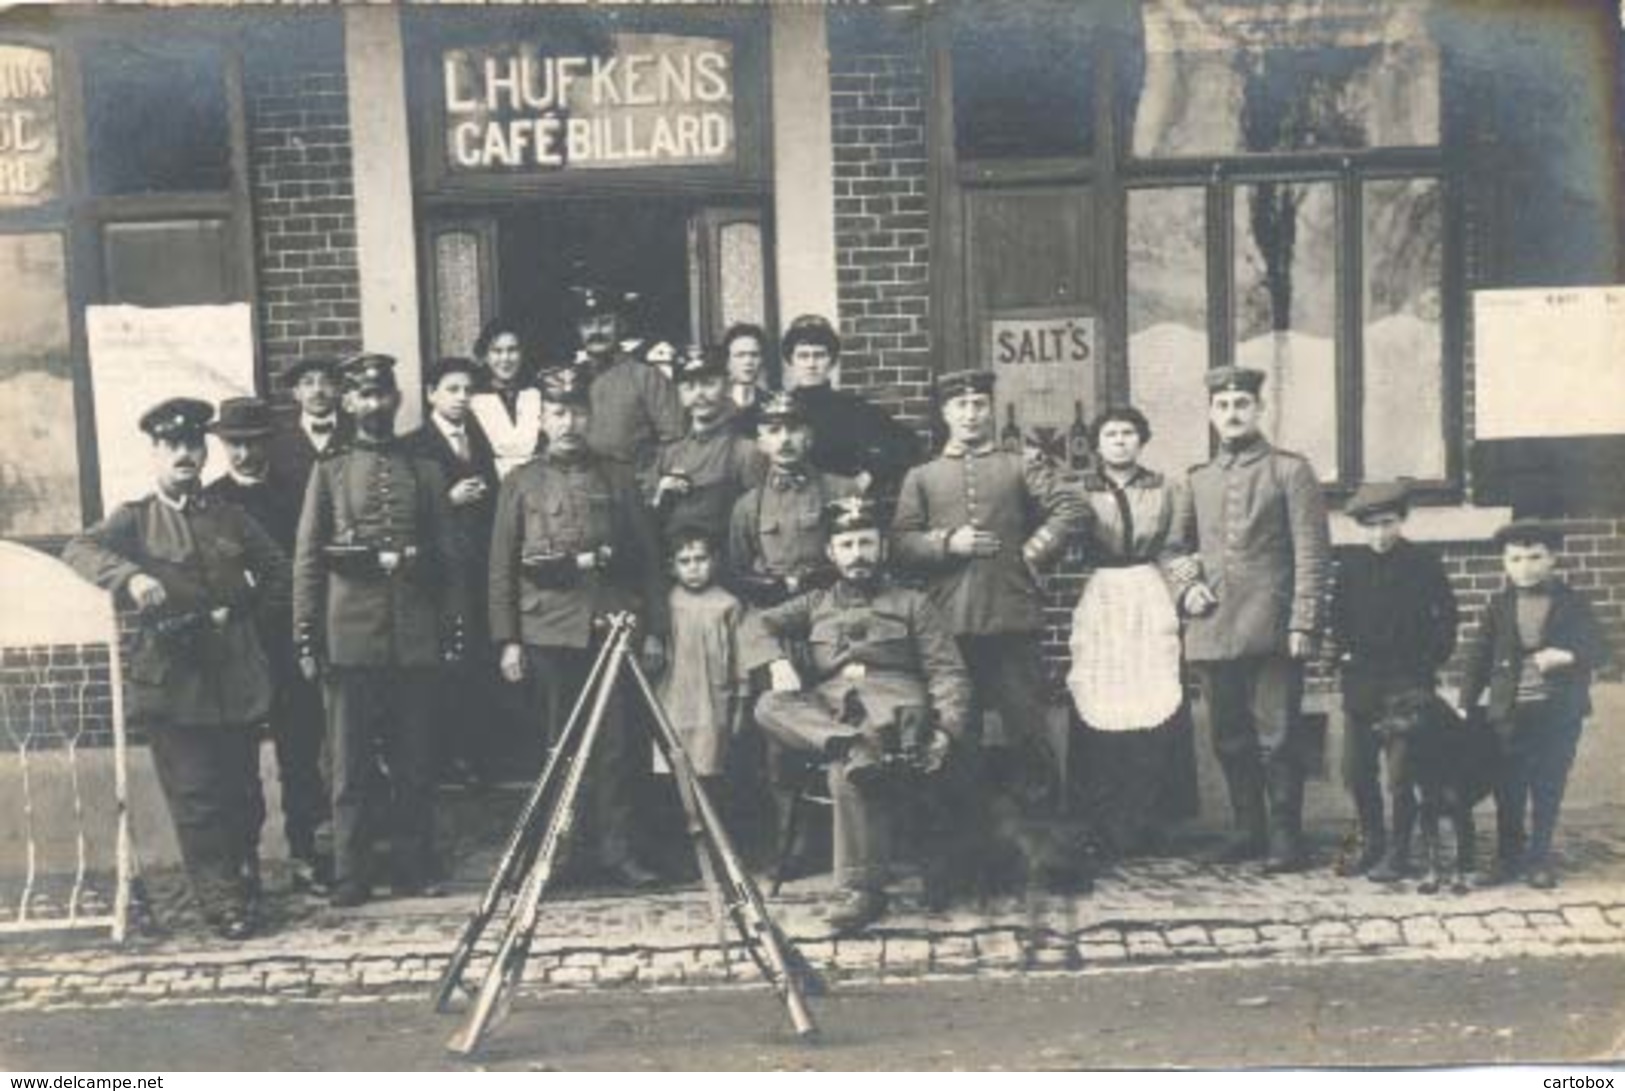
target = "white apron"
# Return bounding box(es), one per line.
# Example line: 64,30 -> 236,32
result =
1066,563 -> 1183,732
471,389 -> 542,479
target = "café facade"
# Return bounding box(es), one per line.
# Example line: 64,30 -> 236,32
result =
0,1 -> 1620,736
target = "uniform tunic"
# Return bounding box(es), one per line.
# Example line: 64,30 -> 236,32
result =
651,414 -> 766,547
1169,436 -> 1331,662
753,577 -> 971,890
584,352 -> 685,482
891,444 -> 1083,635
487,448 -> 666,651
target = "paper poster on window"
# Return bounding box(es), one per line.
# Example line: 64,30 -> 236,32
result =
985,314 -> 1096,465
87,304 -> 256,513
1473,287 -> 1625,440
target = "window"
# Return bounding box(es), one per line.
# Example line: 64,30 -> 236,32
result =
1123,2 -> 1452,490
84,39 -> 231,195
102,219 -> 234,306
950,1 -> 1093,161
0,231 -> 79,536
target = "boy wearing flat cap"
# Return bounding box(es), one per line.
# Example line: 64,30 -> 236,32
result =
1168,366 -> 1331,873
65,398 -> 291,940
891,368 -> 1088,894
293,354 -> 469,907
1462,520 -> 1612,889
1329,481 -> 1459,880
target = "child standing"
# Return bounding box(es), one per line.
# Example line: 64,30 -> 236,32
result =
1329,481 -> 1459,880
1463,520 -> 1612,889
654,527 -> 746,794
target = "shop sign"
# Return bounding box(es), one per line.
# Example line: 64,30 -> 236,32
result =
985,314 -> 1097,454
0,44 -> 59,208
442,33 -> 735,173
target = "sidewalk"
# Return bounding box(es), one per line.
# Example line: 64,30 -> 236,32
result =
4,805 -> 1625,1013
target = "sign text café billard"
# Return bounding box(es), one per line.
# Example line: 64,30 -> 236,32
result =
441,34 -> 736,173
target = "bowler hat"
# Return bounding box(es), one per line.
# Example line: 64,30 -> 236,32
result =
209,397 -> 276,440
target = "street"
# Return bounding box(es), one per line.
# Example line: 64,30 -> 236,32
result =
3,953 -> 1622,1071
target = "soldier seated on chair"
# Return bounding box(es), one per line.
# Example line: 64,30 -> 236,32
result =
752,496 -> 972,934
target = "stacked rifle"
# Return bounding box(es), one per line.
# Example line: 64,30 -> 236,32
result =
432,611 -> 823,1055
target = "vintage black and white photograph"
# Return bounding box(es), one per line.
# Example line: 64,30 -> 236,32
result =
0,0 -> 1621,1076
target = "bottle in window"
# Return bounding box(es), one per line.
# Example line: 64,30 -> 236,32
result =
1068,399 -> 1091,470
1000,403 -> 1022,454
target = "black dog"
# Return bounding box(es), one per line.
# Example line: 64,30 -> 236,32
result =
1367,691 -> 1500,893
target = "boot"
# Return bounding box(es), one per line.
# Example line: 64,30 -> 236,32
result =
1337,790 -> 1387,877
1262,759 -> 1309,874
1201,762 -> 1267,864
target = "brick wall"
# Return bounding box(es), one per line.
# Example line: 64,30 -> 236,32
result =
245,24 -> 363,396
0,645 -> 115,752
827,10 -> 934,433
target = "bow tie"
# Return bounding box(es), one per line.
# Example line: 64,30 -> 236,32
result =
770,470 -> 808,492
943,441 -> 995,459
308,419 -> 335,436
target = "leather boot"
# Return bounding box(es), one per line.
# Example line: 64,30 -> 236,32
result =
1262,758 -> 1309,874
1201,761 -> 1268,864
1337,789 -> 1387,877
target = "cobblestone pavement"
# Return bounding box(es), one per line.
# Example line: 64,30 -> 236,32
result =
3,807 -> 1625,1013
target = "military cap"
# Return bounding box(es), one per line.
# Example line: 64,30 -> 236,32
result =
139,397 -> 214,443
538,363 -> 593,407
822,494 -> 881,535
1345,480 -> 1412,523
755,389 -> 808,426
936,368 -> 996,401
568,282 -> 639,319
209,396 -> 276,440
673,344 -> 726,384
643,340 -> 677,368
424,356 -> 479,390
781,314 -> 841,360
1493,519 -> 1563,551
1204,366 -> 1266,396
282,356 -> 341,388
338,352 -> 398,393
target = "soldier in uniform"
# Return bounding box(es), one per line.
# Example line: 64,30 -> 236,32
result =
753,496 -> 972,932
204,397 -> 331,893
292,354 -> 468,907
777,314 -> 921,499
572,283 -> 685,487
65,398 -> 290,940
650,346 -> 765,549
891,369 -> 1088,892
403,357 -> 503,785
1169,366 -> 1332,873
488,363 -> 668,888
267,356 -> 352,500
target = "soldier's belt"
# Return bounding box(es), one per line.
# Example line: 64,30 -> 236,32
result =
732,572 -> 789,607
322,543 -> 420,578
521,553 -> 579,590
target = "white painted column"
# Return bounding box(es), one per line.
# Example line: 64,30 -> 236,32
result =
345,8 -> 424,429
770,7 -> 839,340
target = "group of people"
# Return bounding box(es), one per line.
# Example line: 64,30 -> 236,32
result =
60,285 -> 1612,941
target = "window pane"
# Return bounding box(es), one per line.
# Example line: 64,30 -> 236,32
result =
0,233 -> 80,536
952,3 -> 1092,160
434,230 -> 484,359
85,41 -> 230,194
717,220 -> 765,330
102,220 -> 232,306
0,44 -> 62,209
1363,178 -> 1445,480
1127,188 -> 1210,477
1234,181 -> 1339,480
1133,0 -> 1439,157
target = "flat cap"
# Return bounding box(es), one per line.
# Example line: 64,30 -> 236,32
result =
1345,481 -> 1412,523
781,314 -> 841,360
936,368 -> 996,401
1204,366 -> 1266,396
1493,519 -> 1563,551
140,397 -> 214,442
822,495 -> 880,536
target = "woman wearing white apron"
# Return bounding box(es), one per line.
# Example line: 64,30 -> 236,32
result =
1066,406 -> 1198,858
469,318 -> 542,479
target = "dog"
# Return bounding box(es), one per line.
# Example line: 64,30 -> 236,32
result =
1370,690 -> 1501,894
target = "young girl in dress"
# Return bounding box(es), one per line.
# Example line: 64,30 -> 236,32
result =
653,526 -> 746,805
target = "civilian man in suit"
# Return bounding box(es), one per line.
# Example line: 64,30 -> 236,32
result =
205,397 -> 331,893
293,354 -> 468,907
65,398 -> 289,940
1169,366 -> 1332,873
403,357 -> 504,785
267,356 -> 353,503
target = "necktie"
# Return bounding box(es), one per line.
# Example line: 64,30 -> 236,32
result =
448,429 -> 468,460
